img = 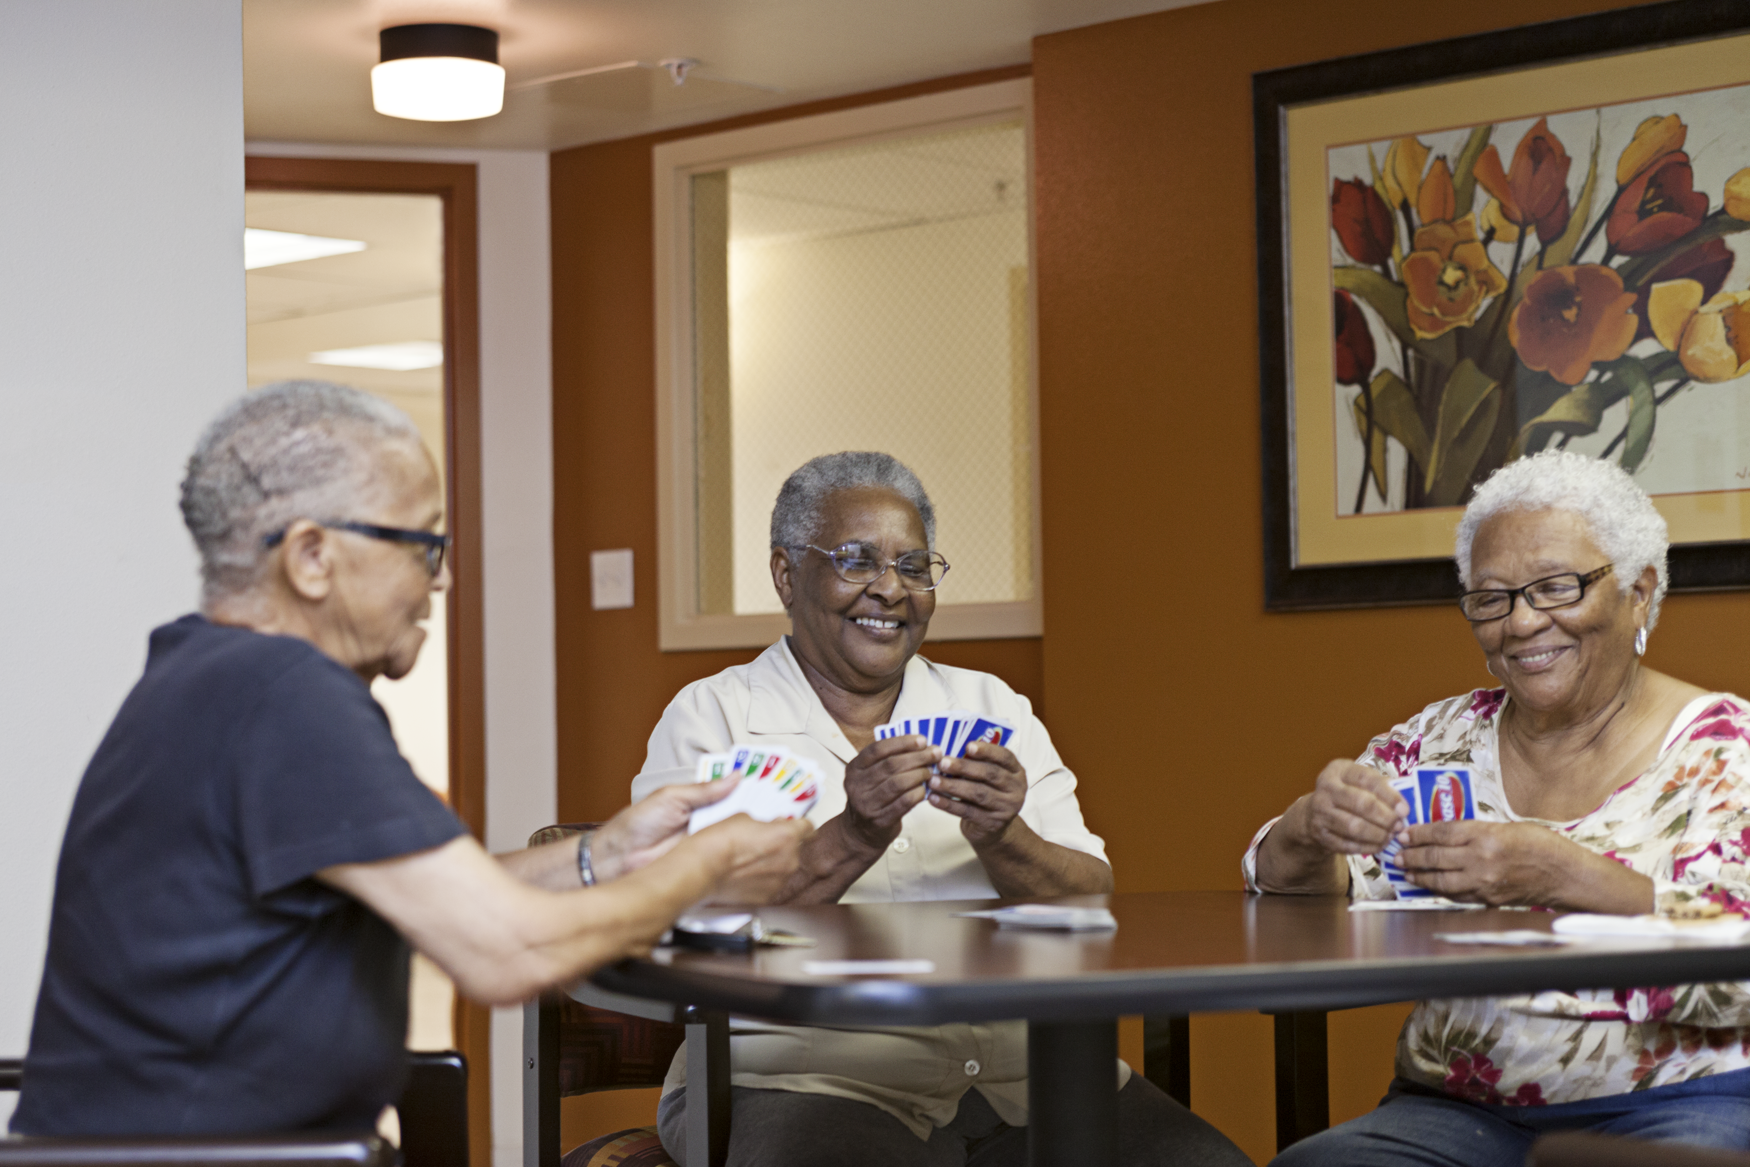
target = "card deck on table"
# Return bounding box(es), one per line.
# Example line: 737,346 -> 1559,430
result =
688,743 -> 821,833
1380,766 -> 1474,899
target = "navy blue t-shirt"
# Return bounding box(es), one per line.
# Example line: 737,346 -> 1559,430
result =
12,615 -> 466,1135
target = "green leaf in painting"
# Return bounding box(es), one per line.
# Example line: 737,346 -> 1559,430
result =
1616,358 -> 1657,473
1425,359 -> 1500,506
1350,370 -> 1431,502
1542,121 -> 1600,270
1334,266 -> 1414,348
1511,381 -> 1624,459
1450,125 -> 1493,220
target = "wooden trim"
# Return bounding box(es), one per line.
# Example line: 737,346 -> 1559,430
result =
245,156 -> 490,1167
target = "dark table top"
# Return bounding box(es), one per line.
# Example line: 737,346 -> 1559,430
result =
588,891 -> 1750,1026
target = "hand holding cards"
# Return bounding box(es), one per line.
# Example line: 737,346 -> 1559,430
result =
688,745 -> 822,834
873,709 -> 1015,760
1380,766 -> 1475,900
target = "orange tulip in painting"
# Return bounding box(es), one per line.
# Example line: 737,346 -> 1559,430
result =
1509,266 -> 1639,385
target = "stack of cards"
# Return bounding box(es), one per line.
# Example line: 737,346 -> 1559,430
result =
874,710 -> 1015,760
687,745 -> 822,834
1380,766 -> 1475,899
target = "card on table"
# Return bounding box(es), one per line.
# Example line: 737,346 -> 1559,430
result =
688,743 -> 821,833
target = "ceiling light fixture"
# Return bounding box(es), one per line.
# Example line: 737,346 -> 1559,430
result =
371,24 -> 504,122
309,341 -> 444,372
244,228 -> 367,270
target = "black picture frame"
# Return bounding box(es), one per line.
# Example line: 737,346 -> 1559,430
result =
1255,0 -> 1750,611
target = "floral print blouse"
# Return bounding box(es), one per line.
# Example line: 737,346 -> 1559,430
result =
1242,688 -> 1750,1105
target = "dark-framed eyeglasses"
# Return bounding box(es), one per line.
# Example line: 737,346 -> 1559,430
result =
794,542 -> 950,592
264,520 -> 450,576
1458,564 -> 1614,623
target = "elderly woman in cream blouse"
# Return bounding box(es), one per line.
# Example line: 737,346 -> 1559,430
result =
631,452 -> 1249,1167
1250,450 -> 1750,1165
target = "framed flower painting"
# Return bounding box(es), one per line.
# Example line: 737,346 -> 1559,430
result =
1257,0 -> 1750,609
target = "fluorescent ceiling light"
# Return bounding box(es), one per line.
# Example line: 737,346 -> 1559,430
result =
245,228 -> 367,270
372,24 -> 504,122
309,341 -> 443,371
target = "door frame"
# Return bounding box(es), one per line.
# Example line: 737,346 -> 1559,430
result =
244,156 -> 490,1167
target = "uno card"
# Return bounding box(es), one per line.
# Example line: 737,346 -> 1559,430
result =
695,752 -> 735,783
690,744 -> 821,833
955,715 -> 1015,758
1379,775 -> 1429,898
1416,766 -> 1474,825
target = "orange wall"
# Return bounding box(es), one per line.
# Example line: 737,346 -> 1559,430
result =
1030,0 -> 1750,1157
550,0 -> 1750,1157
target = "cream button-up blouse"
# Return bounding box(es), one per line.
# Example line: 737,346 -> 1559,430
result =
630,637 -> 1117,1139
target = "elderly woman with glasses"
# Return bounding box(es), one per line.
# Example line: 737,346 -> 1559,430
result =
633,451 -> 1249,1167
1250,449 -> 1750,1165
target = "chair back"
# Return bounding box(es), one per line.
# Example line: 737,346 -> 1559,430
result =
398,1051 -> 468,1167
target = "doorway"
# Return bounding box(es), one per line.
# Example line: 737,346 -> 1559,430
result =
245,156 -> 488,1167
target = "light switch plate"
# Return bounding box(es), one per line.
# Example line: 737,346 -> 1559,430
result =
590,548 -> 634,610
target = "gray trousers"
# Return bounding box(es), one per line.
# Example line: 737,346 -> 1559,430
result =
656,1075 -> 1253,1167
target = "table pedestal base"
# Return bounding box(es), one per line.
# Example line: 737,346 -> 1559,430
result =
1027,1019 -> 1117,1167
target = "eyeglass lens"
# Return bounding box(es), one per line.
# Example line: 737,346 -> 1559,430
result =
825,543 -> 946,590
1459,574 -> 1585,620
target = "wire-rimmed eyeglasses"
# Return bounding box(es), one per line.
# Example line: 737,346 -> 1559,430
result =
264,520 -> 450,576
1457,563 -> 1613,623
793,542 -> 950,592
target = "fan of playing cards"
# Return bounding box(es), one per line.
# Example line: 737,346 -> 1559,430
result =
874,710 -> 1015,759
688,746 -> 823,834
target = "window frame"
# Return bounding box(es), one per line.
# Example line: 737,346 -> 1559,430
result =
652,78 -> 1041,651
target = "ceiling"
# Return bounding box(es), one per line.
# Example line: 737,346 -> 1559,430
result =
243,0 -> 1213,151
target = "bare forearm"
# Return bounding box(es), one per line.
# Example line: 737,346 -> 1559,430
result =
1254,799 -> 1351,895
974,819 -> 1112,898
768,814 -> 885,904
496,837 -> 590,891
1547,849 -> 1655,915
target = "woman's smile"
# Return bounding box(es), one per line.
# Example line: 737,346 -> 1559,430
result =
1508,643 -> 1572,673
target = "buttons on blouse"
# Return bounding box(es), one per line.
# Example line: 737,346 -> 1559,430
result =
892,837 -> 912,854
963,1059 -> 981,1077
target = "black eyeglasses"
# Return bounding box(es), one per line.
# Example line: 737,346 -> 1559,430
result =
1458,564 -> 1614,623
264,520 -> 450,576
794,542 -> 950,592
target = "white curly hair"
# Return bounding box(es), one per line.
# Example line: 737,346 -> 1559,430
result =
1454,450 -> 1669,630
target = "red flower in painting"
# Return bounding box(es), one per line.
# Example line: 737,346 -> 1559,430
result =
1509,265 -> 1639,386
1607,151 -> 1709,255
1332,178 -> 1394,267
1474,118 -> 1573,242
1630,237 -> 1735,341
1334,290 -> 1376,387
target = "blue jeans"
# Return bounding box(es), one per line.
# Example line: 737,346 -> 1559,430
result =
1272,1072 -> 1750,1167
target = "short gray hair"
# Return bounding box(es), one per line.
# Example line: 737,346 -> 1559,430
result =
180,381 -> 423,601
770,452 -> 936,550
1455,449 -> 1669,629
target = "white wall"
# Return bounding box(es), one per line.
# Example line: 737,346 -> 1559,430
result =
247,141 -> 556,1167
0,0 -> 246,1130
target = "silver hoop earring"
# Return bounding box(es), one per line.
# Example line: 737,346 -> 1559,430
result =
1634,626 -> 1648,657
1483,658 -> 1496,678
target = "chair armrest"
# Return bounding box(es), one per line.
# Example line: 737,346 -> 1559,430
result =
0,1133 -> 392,1167
0,1060 -> 20,1092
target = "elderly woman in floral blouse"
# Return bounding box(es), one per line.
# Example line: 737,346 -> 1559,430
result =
1248,449 -> 1750,1165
